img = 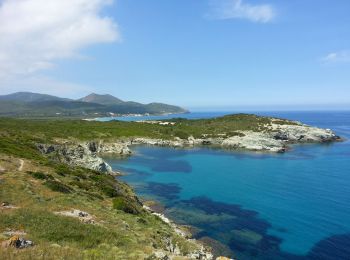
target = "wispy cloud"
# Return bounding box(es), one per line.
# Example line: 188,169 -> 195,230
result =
208,0 -> 276,23
0,0 -> 119,94
322,50 -> 350,64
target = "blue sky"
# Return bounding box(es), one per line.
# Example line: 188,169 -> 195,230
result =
0,0 -> 349,110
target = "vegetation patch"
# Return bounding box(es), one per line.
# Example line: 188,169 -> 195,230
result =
113,197 -> 140,215
44,179 -> 72,194
174,130 -> 190,140
27,171 -> 54,180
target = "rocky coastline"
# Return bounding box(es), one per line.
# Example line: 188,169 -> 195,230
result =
37,121 -> 341,174
142,205 -> 214,259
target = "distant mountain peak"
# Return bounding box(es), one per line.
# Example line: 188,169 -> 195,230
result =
79,93 -> 124,105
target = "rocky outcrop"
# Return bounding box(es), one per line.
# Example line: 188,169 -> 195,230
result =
55,209 -> 95,224
221,131 -> 285,152
37,141 -> 131,174
88,141 -> 131,155
143,205 -> 213,260
269,123 -> 340,143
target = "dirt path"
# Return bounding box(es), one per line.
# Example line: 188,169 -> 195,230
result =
18,159 -> 24,171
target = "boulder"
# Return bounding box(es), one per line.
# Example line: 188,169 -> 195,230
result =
2,236 -> 34,249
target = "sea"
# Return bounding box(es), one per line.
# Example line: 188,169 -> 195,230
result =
104,111 -> 350,260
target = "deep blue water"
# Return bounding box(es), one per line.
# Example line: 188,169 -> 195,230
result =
106,111 -> 350,259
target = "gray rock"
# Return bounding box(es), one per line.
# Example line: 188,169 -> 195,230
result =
37,143 -> 113,173
17,238 -> 34,249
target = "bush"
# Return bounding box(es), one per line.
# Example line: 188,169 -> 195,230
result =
27,171 -> 50,180
112,197 -> 139,214
174,130 -> 190,140
44,180 -> 72,193
89,174 -> 119,197
69,180 -> 93,191
100,186 -> 119,197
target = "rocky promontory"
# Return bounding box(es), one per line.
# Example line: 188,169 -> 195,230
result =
36,119 -> 341,174
132,120 -> 341,153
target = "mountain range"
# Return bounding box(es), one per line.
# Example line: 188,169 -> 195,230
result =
0,92 -> 188,118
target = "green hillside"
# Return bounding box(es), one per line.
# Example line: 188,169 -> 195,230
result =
0,92 -> 188,118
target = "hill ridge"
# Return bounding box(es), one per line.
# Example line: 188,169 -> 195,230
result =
0,92 -> 188,118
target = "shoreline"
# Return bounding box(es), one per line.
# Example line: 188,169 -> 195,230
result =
142,200 -> 234,259
36,119 -> 343,174
83,111 -> 190,122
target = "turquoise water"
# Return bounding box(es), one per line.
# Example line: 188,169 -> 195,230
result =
106,111 -> 350,259
94,111 -> 229,122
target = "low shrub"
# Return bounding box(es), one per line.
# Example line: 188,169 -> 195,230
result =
44,180 -> 72,193
27,171 -> 54,180
112,197 -> 140,214
69,180 -> 93,191
174,130 -> 190,140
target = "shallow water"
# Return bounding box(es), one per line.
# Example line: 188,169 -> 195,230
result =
106,111 -> 350,259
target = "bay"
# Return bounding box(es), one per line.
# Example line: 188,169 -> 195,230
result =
106,111 -> 350,259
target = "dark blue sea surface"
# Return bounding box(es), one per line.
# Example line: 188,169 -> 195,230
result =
106,111 -> 350,259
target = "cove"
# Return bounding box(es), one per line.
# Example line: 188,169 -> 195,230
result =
106,111 -> 350,259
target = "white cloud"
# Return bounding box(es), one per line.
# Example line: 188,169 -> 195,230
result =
0,0 -> 119,94
209,0 -> 275,23
322,50 -> 350,64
